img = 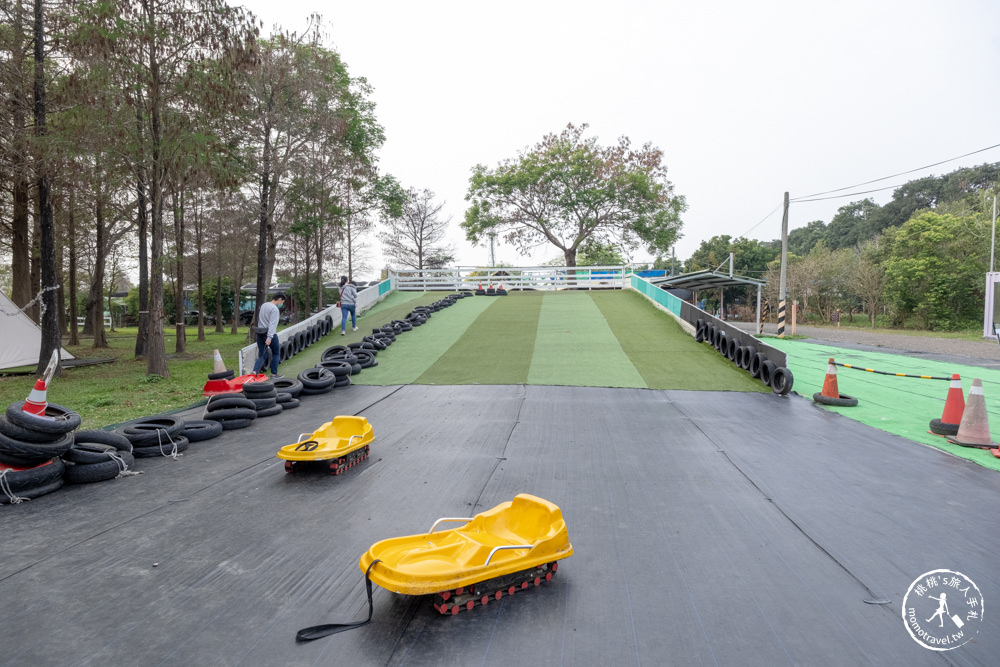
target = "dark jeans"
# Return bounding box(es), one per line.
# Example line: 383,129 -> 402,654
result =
252,332 -> 280,374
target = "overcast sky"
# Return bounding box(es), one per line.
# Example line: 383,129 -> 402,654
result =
240,0 -> 1000,277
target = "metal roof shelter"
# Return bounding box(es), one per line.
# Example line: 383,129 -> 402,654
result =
648,268 -> 766,331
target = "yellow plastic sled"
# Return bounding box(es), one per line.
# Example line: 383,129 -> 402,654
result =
360,494 -> 572,614
277,416 -> 373,475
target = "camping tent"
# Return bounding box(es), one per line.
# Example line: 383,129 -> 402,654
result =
0,291 -> 74,371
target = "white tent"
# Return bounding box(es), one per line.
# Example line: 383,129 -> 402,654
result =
0,291 -> 74,371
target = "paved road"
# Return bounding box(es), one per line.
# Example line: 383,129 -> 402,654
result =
731,322 -> 1000,369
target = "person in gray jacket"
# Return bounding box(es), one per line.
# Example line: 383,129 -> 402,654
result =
339,276 -> 358,335
252,292 -> 285,376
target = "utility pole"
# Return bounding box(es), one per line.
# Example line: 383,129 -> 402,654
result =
777,192 -> 789,338
489,232 -> 496,267
991,195 -> 997,273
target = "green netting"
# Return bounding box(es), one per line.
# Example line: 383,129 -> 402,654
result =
768,338 -> 1000,471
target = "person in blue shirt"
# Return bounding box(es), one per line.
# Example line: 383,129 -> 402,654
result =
252,292 -> 285,377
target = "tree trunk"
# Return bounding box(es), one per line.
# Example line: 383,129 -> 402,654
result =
10,0 -> 31,312
172,187 -> 186,353
33,0 -> 60,377
195,200 -> 205,341
144,0 -> 169,377
214,225 -> 224,333
134,108 -> 149,359
253,118 -> 272,337
56,224 -> 66,336
68,199 -> 79,346
87,189 -> 108,349
30,207 -> 41,323
303,234 -> 311,318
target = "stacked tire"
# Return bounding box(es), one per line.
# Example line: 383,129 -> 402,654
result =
63,430 -> 137,484
202,394 -> 257,430
243,381 -> 282,418
118,416 -> 190,458
0,402 -> 78,503
297,367 -> 340,394
272,377 -> 303,410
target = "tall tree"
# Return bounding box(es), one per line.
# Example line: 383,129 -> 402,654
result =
464,123 -> 686,267
379,187 -> 454,270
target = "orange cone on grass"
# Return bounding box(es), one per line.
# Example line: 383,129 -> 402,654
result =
212,349 -> 227,374
23,350 -> 59,417
946,378 -> 998,450
928,374 -> 964,436
820,358 -> 839,398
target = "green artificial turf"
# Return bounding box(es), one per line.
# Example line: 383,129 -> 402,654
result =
767,338 -> 1000,472
354,290 -> 770,392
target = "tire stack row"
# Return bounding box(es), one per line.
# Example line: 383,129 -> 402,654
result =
243,381 -> 283,418
63,430 -> 136,484
279,316 -> 335,363
0,402 -> 78,503
201,394 -> 258,431
119,416 -> 191,457
694,319 -> 794,395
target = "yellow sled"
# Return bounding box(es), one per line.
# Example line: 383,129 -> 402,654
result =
360,494 -> 572,614
277,416 -> 373,475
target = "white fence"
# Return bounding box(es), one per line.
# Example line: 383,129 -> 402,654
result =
237,281 -> 390,374
389,265 -> 634,292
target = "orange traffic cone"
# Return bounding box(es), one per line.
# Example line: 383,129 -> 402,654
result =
929,374 -> 964,436
212,349 -> 227,374
23,378 -> 48,416
946,378 -> 998,449
812,357 -> 858,406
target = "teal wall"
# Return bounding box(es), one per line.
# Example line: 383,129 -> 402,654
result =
631,274 -> 682,316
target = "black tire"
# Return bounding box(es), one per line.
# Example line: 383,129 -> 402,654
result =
1,477 -> 64,504
0,457 -> 65,491
741,346 -> 757,371
298,368 -> 337,388
272,378 -> 303,397
74,429 -> 133,451
695,324 -> 705,344
204,407 -> 257,422
475,289 -> 486,295
929,418 -> 959,436
363,336 -> 387,350
734,346 -> 745,367
750,353 -> 766,379
770,367 -> 794,395
64,451 -> 136,484
706,325 -> 716,345
6,402 -> 82,435
321,345 -> 351,362
206,396 -> 257,412
0,414 -> 67,443
333,375 -> 352,388
64,442 -> 129,464
813,391 -> 858,407
0,430 -> 74,464
760,360 -> 776,387
281,398 -> 300,409
726,338 -> 738,361
132,436 -> 190,458
183,420 -> 224,442
256,404 -> 283,418
120,416 -> 185,438
217,418 -> 253,431
276,392 -> 292,403
207,369 -> 234,380
242,381 -> 275,395
250,397 -> 277,410
300,384 -> 334,395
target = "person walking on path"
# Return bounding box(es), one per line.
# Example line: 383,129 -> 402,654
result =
339,276 -> 358,335
252,292 -> 285,377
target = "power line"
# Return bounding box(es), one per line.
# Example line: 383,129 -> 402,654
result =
737,203 -> 783,238
790,181 -> 907,203
789,141 -> 1000,202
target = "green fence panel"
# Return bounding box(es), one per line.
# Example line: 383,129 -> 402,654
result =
630,274 -> 682,316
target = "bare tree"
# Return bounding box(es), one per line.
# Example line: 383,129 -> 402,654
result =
379,187 -> 455,270
848,237 -> 888,327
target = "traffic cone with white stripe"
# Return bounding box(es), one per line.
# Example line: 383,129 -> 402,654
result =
929,374 -> 964,437
820,358 -> 839,398
22,378 -> 48,416
212,349 -> 226,374
946,378 -> 997,449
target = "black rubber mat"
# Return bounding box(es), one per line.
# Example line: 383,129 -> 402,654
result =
0,385 -> 995,666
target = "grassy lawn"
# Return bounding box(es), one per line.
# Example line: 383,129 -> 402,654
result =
0,328 -> 255,429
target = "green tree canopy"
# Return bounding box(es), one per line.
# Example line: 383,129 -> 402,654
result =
463,123 -> 686,267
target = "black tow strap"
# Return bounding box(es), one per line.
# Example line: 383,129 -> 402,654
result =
296,559 -> 381,642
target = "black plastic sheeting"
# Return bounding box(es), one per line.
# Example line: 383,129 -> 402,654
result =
1,385 -> 997,666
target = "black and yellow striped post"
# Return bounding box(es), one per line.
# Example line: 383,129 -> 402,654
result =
776,300 -> 786,338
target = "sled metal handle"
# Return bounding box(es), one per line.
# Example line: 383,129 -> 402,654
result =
347,434 -> 363,445
484,544 -> 534,566
298,433 -> 311,442
429,517 -> 473,533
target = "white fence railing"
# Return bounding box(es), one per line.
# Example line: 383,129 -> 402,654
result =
389,265 -> 634,292
237,280 -> 390,374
